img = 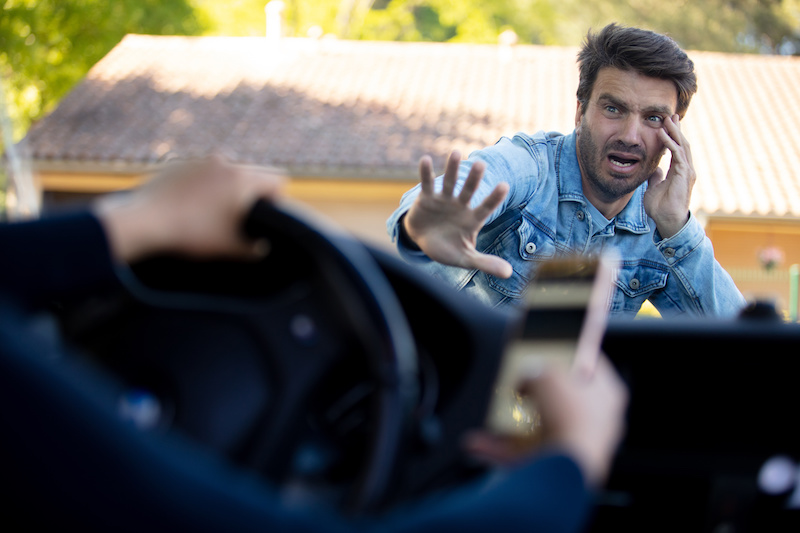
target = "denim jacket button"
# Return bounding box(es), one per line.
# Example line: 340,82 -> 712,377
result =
663,247 -> 676,259
576,211 -> 585,221
629,278 -> 641,290
525,242 -> 537,254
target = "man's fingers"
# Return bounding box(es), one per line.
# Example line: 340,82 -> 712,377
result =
411,152 -> 511,278
657,126 -> 680,155
663,114 -> 684,144
659,115 -> 691,169
470,251 -> 513,279
669,115 -> 694,168
418,155 -> 435,195
657,115 -> 696,194
457,160 -> 486,205
442,150 -> 461,197
473,182 -> 509,221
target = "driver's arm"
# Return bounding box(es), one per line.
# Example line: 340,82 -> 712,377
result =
1,156 -> 285,309
380,355 -> 627,533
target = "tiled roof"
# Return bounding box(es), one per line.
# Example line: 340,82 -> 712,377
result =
24,34 -> 800,219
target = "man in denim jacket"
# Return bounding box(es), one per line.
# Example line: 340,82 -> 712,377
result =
387,24 -> 746,317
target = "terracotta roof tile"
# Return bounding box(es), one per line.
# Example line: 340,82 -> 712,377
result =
24,35 -> 800,219
685,51 -> 800,218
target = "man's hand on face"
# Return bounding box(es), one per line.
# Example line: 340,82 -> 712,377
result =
403,151 -> 513,279
643,114 -> 695,239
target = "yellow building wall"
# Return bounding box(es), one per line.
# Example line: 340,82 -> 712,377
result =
705,218 -> 800,315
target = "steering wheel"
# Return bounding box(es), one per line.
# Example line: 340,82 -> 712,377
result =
62,199 -> 419,513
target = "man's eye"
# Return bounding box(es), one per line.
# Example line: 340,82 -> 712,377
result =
605,106 -> 618,114
647,115 -> 663,123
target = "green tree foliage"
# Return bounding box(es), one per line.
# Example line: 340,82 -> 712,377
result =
0,0 -> 205,140
191,0 -> 270,36
568,0 -> 800,54
354,0 -> 548,43
273,0 -> 800,53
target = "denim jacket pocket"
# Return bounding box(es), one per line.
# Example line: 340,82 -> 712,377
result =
611,262 -> 669,314
486,217 -> 556,299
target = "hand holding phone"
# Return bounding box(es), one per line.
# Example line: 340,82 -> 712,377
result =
484,253 -> 617,437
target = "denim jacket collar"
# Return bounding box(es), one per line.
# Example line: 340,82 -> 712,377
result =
556,132 -> 650,235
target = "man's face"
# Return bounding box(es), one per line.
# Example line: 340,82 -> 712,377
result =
575,67 -> 678,212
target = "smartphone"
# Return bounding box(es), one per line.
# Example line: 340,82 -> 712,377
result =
484,252 -> 617,436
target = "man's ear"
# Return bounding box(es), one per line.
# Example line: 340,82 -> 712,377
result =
574,100 -> 583,132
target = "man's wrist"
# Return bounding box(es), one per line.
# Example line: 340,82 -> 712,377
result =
654,212 -> 690,240
398,214 -> 422,251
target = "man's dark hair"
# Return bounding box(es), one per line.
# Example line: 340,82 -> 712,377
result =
576,23 -> 697,118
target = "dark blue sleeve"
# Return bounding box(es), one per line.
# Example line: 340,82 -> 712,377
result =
0,212 -> 118,308
379,454 -> 591,533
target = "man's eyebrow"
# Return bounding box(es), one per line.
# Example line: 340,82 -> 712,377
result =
596,93 -> 626,109
596,93 -> 673,115
642,104 -> 674,115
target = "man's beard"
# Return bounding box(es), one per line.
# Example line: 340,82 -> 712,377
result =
577,123 -> 664,202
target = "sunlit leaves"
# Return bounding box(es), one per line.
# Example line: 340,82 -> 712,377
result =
0,0 -> 204,139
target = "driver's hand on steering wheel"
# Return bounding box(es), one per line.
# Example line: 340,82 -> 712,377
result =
94,155 -> 286,264
462,354 -> 628,487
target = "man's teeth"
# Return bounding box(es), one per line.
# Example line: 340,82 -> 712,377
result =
610,157 -> 635,167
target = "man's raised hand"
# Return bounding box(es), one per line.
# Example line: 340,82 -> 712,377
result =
403,151 -> 512,278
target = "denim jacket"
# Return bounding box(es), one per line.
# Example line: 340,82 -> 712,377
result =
386,130 -> 747,318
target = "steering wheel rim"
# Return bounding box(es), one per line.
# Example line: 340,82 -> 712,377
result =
241,199 -> 419,511
63,199 -> 419,513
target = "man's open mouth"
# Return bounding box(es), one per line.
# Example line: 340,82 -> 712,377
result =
608,155 -> 639,168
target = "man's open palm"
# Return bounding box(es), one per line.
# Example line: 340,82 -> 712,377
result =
403,151 -> 512,279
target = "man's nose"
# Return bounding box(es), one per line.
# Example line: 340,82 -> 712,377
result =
617,116 -> 643,147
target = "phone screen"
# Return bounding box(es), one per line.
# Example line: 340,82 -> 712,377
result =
484,254 -> 615,436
